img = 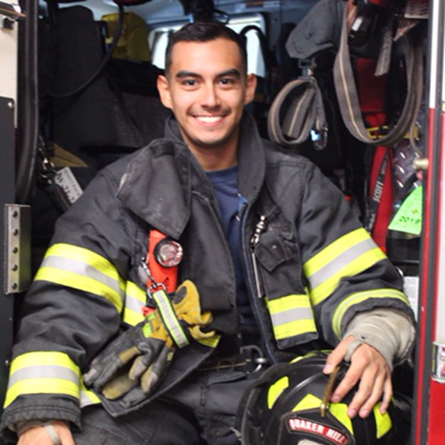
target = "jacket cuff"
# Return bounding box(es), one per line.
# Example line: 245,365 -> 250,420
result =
343,308 -> 416,370
0,395 -> 80,443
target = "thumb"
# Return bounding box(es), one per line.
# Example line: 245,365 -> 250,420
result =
324,336 -> 355,374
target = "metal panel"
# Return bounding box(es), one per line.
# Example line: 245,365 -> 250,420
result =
0,0 -> 18,110
0,96 -> 16,434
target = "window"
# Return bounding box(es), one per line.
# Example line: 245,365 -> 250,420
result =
149,14 -> 266,77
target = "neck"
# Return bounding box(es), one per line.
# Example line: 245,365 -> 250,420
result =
182,130 -> 240,172
190,145 -> 238,171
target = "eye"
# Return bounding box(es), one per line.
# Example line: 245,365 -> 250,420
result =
219,77 -> 235,86
182,79 -> 197,87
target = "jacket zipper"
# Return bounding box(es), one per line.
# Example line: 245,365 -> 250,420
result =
250,215 -> 266,299
239,200 -> 278,364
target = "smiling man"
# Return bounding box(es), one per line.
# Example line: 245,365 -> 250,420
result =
1,21 -> 414,445
157,34 -> 257,170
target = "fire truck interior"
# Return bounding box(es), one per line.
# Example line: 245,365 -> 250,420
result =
0,0 -> 434,443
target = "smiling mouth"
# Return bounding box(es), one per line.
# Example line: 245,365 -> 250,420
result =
195,115 -> 224,124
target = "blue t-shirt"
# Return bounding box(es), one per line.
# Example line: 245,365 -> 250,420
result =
206,166 -> 253,324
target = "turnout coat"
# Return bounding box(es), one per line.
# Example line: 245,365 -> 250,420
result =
1,114 -> 413,431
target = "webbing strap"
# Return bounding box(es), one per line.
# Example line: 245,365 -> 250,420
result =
365,148 -> 389,234
267,77 -> 327,147
368,146 -> 393,252
333,1 -> 423,146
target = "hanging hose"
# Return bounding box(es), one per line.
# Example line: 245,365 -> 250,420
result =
51,4 -> 125,98
16,0 -> 39,204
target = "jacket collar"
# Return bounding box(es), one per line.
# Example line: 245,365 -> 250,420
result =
117,113 -> 266,238
165,113 -> 266,202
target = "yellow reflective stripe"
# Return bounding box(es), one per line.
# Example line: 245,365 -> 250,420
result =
329,403 -> 353,434
5,379 -> 79,408
4,352 -> 80,408
290,351 -> 320,364
45,244 -> 120,279
292,394 -> 353,435
267,294 -> 317,340
292,393 -> 322,411
309,247 -> 386,306
304,228 -> 372,277
303,228 -> 388,306
36,268 -> 124,312
268,376 -> 289,409
332,288 -> 410,339
267,294 -> 311,313
80,381 -> 101,408
373,403 -> 392,438
35,243 -> 125,312
123,306 -> 145,326
123,281 -> 146,326
272,319 -> 317,340
9,351 -> 79,373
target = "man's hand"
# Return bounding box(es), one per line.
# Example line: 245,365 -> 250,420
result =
17,421 -> 74,445
323,335 -> 392,419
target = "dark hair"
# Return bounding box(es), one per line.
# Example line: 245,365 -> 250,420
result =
165,21 -> 248,76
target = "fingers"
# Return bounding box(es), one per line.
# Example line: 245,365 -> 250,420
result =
326,340 -> 392,419
102,372 -> 139,400
323,336 -> 354,374
140,344 -> 174,394
128,351 -> 155,381
340,362 -> 391,419
84,345 -> 140,390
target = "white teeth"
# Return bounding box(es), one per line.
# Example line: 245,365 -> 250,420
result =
196,116 -> 222,123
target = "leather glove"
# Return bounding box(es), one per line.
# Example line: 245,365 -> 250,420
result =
83,280 -> 215,399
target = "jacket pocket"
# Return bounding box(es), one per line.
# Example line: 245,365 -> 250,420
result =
253,228 -> 318,348
254,229 -> 304,299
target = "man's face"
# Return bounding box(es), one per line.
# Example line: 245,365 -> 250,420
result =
157,38 -> 257,157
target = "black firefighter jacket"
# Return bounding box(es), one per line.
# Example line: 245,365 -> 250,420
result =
1,114 -> 414,431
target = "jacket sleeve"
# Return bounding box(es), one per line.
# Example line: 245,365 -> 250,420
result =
1,166 -> 136,433
297,162 -> 415,348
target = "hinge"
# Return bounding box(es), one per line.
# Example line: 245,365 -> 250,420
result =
432,342 -> 445,383
4,204 -> 31,294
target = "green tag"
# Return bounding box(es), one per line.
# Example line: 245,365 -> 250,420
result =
389,186 -> 423,235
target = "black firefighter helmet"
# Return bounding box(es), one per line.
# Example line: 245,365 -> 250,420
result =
239,351 -> 411,445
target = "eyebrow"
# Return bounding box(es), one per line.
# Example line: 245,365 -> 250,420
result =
175,68 -> 242,80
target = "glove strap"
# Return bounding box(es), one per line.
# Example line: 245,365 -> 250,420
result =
152,288 -> 190,348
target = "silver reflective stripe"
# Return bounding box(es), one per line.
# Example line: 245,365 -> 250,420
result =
7,365 -> 79,389
269,306 -> 314,326
125,292 -> 145,314
80,390 -> 96,408
80,388 -> 101,408
80,378 -> 101,408
153,289 -> 189,348
41,255 -> 124,297
308,238 -> 377,289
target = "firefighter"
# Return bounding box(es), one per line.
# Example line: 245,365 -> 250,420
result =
1,21 -> 415,445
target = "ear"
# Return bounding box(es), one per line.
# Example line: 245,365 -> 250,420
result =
243,73 -> 257,105
157,75 -> 173,109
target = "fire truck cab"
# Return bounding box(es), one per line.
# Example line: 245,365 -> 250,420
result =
0,0 -> 443,443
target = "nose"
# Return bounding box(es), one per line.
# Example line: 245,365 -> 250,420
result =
201,83 -> 221,108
